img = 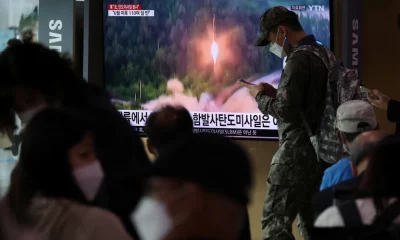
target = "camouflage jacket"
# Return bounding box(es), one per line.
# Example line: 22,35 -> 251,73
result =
256,35 -> 328,157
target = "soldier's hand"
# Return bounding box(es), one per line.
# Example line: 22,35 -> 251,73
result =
239,82 -> 264,98
260,83 -> 277,98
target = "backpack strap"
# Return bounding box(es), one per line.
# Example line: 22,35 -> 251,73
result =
338,201 -> 363,226
293,44 -> 332,71
299,111 -> 313,137
373,200 -> 400,225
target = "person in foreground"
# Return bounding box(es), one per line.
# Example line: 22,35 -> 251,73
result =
132,133 -> 252,240
312,130 -> 387,219
314,135 -> 400,227
240,6 -> 330,240
0,43 -> 151,238
145,105 -> 252,240
0,109 -> 131,240
320,100 -> 378,191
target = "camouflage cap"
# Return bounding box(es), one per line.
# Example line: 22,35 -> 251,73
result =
255,6 -> 299,46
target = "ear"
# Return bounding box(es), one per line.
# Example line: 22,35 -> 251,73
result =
146,138 -> 157,156
336,130 -> 344,144
350,162 -> 357,176
279,26 -> 287,35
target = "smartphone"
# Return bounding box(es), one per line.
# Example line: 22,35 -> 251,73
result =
359,86 -> 371,94
237,79 -> 255,86
360,86 -> 379,100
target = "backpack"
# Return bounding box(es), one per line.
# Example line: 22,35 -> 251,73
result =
295,44 -> 366,164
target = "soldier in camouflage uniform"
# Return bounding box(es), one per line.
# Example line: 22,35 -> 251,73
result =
241,6 -> 330,240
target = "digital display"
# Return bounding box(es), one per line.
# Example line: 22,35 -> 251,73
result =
103,0 -> 331,139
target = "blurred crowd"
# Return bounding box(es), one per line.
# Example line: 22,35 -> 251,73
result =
0,41 -> 400,240
0,43 -> 252,240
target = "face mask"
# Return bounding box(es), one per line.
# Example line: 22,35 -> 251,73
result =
269,28 -> 287,59
73,161 -> 104,201
132,196 -> 172,240
17,103 -> 47,126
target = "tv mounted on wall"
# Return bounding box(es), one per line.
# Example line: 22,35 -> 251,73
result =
102,0 -> 332,140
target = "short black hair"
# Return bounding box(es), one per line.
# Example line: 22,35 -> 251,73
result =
7,38 -> 22,47
269,18 -> 303,33
145,105 -> 193,150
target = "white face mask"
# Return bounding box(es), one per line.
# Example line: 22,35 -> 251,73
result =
269,29 -> 287,59
132,196 -> 172,240
17,103 -> 47,126
73,161 -> 104,201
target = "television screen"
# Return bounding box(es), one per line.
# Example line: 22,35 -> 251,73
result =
103,0 -> 331,140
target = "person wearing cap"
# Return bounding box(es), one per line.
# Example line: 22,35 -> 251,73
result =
131,133 -> 252,240
239,6 -> 330,240
319,100 -> 379,191
314,135 -> 400,228
313,130 -> 387,220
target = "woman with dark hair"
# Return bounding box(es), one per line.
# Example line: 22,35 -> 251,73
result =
0,109 -> 132,240
314,135 -> 400,227
0,43 -> 151,238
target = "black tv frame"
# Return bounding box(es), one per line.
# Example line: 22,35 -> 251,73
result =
83,0 -> 335,141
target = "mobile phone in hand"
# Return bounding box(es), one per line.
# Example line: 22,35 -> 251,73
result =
360,86 -> 379,100
237,79 -> 255,86
359,86 -> 371,93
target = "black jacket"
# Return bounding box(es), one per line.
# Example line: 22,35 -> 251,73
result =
313,174 -> 363,220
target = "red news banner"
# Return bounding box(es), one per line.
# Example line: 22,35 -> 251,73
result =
108,4 -> 154,17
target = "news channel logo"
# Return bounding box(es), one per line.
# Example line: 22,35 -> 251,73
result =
290,5 -> 326,11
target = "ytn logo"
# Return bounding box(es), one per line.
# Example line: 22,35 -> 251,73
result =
308,5 -> 325,11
